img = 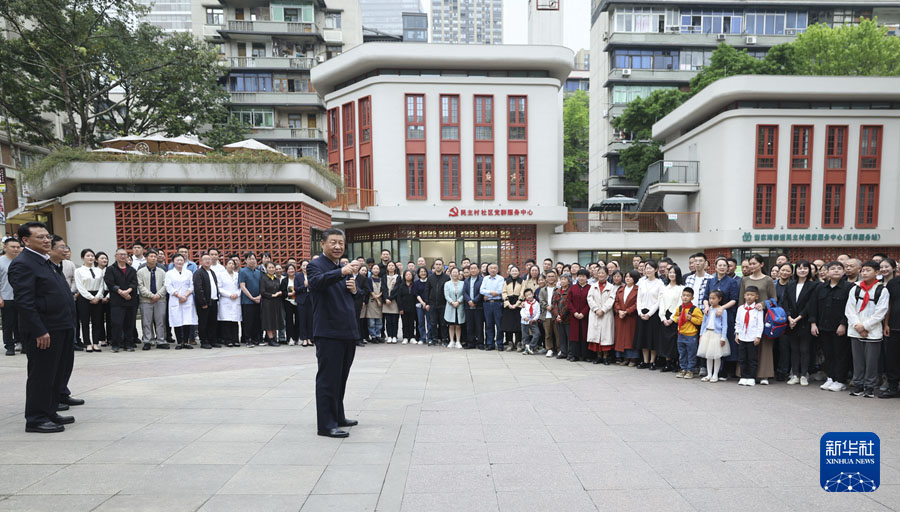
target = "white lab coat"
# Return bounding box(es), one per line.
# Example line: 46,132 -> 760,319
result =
217,270 -> 242,322
165,268 -> 197,327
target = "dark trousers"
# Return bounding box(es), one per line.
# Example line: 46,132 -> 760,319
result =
557,322 -> 570,356
885,332 -> 900,388
401,310 -> 417,340
428,306 -> 448,343
315,337 -> 356,431
241,303 -> 261,343
110,305 -> 137,349
284,300 -> 299,341
739,340 -> 759,380
197,300 -> 219,344
788,326 -> 812,377
220,321 -> 239,345
298,302 -> 312,340
384,313 -> 399,338
24,328 -> 73,425
776,335 -> 790,376
2,300 -> 17,349
821,331 -> 851,384
76,295 -> 103,344
483,301 -> 502,347
465,307 -> 484,347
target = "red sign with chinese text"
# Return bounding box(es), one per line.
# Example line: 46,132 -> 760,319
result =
449,207 -> 533,218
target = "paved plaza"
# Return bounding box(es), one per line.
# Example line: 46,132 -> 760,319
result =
0,344 -> 898,512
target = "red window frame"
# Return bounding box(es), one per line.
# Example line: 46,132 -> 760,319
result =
359,155 -> 374,208
405,94 -> 425,140
358,96 -> 371,143
508,96 -> 527,141
822,125 -> 848,228
440,94 -> 459,141
788,125 -> 812,228
508,155 -> 527,200
406,154 -> 426,199
343,158 -> 356,189
474,95 -> 493,141
474,155 -> 493,200
753,125 -> 778,228
856,125 -> 882,228
327,108 -> 339,151
440,154 -> 460,200
342,102 -> 354,148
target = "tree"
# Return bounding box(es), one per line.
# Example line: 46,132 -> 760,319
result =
689,43 -> 763,94
786,19 -> 900,76
563,90 -> 589,207
0,0 -> 228,148
204,116 -> 251,151
611,89 -> 686,183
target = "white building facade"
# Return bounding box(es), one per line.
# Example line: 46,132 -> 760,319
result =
311,43 -> 573,266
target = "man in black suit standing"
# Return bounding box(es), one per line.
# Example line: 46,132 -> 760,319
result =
194,254 -> 221,350
462,262 -> 484,349
307,228 -> 360,438
48,235 -> 85,411
104,248 -> 139,352
8,222 -> 77,433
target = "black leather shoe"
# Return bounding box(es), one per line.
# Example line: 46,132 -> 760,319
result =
485,345 -> 495,351
51,415 -> 75,425
879,388 -> 899,399
649,363 -> 657,371
157,343 -> 170,349
56,403 -> 70,411
60,396 -> 85,406
603,358 -> 611,366
125,347 -> 135,352
5,348 -> 14,356
338,419 -> 358,427
317,428 -> 349,438
143,343 -> 152,351
556,353 -> 566,359
26,421 -> 64,433
211,343 -> 222,348
201,343 -> 212,349
592,358 -> 601,364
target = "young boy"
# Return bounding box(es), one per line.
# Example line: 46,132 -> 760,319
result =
674,287 -> 704,379
520,288 -> 542,355
845,261 -> 891,398
735,286 -> 764,386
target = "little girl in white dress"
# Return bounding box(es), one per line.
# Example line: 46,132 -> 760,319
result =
697,290 -> 731,382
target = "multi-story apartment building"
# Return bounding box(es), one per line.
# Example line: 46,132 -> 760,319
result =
589,0 -> 900,205
431,0 -> 502,44
360,0 -> 422,37
136,0 -> 193,33
192,0 -> 362,161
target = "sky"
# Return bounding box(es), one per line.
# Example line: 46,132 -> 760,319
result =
503,0 -> 591,51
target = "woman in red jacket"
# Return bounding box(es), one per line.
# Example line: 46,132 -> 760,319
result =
614,270 -> 640,366
567,269 -> 591,362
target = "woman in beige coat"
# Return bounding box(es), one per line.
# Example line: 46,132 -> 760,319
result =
586,266 -> 616,364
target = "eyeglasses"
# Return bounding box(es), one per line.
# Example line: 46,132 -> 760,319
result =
28,235 -> 52,240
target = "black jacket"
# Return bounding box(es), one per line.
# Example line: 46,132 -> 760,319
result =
888,278 -> 900,330
294,272 -> 310,305
104,263 -> 139,307
193,267 -> 219,308
780,280 -> 819,330
808,280 -> 852,332
307,255 -> 360,340
395,279 -> 418,313
425,272 -> 450,307
8,249 -> 77,338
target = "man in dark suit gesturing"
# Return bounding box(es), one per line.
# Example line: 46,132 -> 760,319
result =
8,222 -> 77,433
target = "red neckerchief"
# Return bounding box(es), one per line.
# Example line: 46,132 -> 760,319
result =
744,303 -> 755,329
678,303 -> 689,329
858,280 -> 877,312
527,299 -> 535,318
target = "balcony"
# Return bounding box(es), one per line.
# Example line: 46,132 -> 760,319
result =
229,91 -> 321,106
325,187 -> 376,211
564,211 -> 699,233
605,68 -> 695,85
250,127 -> 324,140
636,160 -> 700,211
220,20 -> 320,38
605,31 -> 796,49
203,24 -> 223,38
224,56 -> 316,70
602,175 -> 639,191
323,28 -> 342,43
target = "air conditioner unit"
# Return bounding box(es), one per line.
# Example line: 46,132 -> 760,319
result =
316,55 -> 326,63
716,33 -> 726,41
784,28 -> 797,35
622,68 -> 632,77
665,25 -> 680,33
602,109 -> 609,119
745,36 -> 757,44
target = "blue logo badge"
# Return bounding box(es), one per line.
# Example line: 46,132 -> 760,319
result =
820,432 -> 879,492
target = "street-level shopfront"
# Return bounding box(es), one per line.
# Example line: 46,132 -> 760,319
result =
345,224 -> 536,269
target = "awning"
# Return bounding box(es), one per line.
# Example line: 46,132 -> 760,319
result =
5,197 -> 58,224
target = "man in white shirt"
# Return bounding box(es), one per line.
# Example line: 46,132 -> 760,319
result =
684,253 -> 713,308
1,237 -> 22,355
130,241 -> 146,270
539,270 -> 558,358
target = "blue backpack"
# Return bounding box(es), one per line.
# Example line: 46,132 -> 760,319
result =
763,298 -> 788,338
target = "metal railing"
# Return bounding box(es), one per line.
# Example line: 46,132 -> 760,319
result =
225,20 -> 317,35
326,187 -> 376,211
251,127 -> 323,140
226,56 -> 316,69
635,160 -> 699,207
564,211 -> 700,233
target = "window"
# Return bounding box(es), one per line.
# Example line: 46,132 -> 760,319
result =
679,9 -> 744,34
753,125 -> 777,228
611,85 -> 676,104
229,73 -> 272,92
405,94 -> 424,140
273,75 -> 311,93
343,159 -> 356,188
325,13 -> 341,29
508,96 -> 526,140
251,43 -> 266,58
407,154 -> 426,199
441,155 -> 460,199
287,114 -> 303,129
206,8 -> 224,25
283,8 -> 300,22
508,155 -> 527,200
613,6 -> 678,33
789,185 -> 809,227
788,125 -> 812,228
475,155 -> 493,199
823,185 -> 843,227
475,96 -> 493,140
358,96 -> 371,143
231,108 -> 274,128
832,9 -> 872,27
440,95 -> 459,140
613,49 -> 679,70
342,102 -> 354,148
328,108 -> 339,150
745,10 -> 808,35
360,156 -> 373,206
678,49 -> 713,71
822,125 -> 847,227
856,125 -> 882,227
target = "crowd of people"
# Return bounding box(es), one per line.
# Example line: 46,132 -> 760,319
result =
2,233 -> 898,399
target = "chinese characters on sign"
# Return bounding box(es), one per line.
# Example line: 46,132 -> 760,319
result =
449,207 -> 534,218
742,232 -> 882,243
824,440 -> 877,458
820,432 -> 880,492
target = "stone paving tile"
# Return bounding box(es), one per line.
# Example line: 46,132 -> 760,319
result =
312,464 -> 388,495
330,442 -> 396,465
496,490 -> 598,512
0,494 -> 111,511
198,494 -> 308,512
19,464 -> 151,495
0,465 -> 65,495
165,441 -> 265,465
300,493 -> 380,511
91,493 -> 210,511
404,464 -> 494,494
400,492 -> 499,512
589,489 -> 697,511
217,464 -> 324,495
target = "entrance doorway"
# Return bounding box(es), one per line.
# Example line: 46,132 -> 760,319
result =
419,239 -> 455,269
418,239 -> 500,269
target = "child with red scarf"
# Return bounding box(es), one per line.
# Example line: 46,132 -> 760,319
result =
845,260 -> 891,398
673,287 -> 703,379
520,288 -> 542,355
